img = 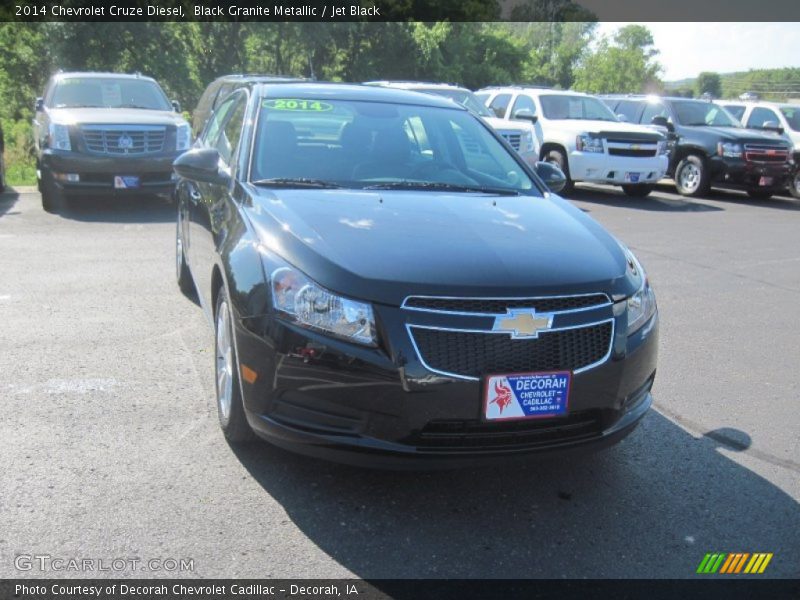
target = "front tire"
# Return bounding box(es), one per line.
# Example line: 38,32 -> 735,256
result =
544,149 -> 575,194
674,154 -> 710,197
789,169 -> 800,199
214,288 -> 256,443
175,208 -> 195,296
41,169 -> 63,213
622,184 -> 654,197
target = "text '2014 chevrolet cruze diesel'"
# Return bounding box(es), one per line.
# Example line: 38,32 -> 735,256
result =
173,83 -> 658,468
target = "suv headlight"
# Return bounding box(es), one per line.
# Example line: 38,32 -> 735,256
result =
267,259 -> 376,347
623,248 -> 657,334
48,123 -> 71,151
576,134 -> 603,153
176,124 -> 192,151
717,142 -> 743,158
657,140 -> 669,155
522,130 -> 535,153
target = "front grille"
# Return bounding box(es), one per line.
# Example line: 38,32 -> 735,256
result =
410,322 -> 613,379
411,410 -> 603,450
78,172 -> 173,185
500,132 -> 521,151
404,294 -> 609,314
82,125 -> 167,155
744,144 -> 789,164
608,148 -> 657,158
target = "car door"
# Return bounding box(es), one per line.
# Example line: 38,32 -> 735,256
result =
189,91 -> 248,312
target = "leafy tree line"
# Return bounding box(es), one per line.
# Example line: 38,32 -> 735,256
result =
0,21 -> 665,184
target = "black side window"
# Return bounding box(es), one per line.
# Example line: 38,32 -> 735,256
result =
641,102 -> 668,125
615,100 -> 642,123
488,93 -> 512,119
510,94 -> 537,118
217,96 -> 246,166
747,107 -> 780,129
201,97 -> 235,149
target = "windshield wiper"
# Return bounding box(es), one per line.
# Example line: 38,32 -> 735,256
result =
363,181 -> 519,196
251,178 -> 343,189
117,104 -> 157,109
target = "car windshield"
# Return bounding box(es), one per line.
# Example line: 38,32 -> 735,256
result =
540,94 -> 618,121
50,77 -> 172,110
250,98 -> 538,194
672,100 -> 740,127
420,88 -> 494,118
779,106 -> 800,132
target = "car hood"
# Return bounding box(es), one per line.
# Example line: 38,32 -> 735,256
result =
47,107 -> 186,126
548,119 -> 660,138
244,188 -> 636,306
690,125 -> 788,144
483,116 -> 531,134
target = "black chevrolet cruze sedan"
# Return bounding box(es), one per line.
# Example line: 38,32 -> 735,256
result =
173,83 -> 658,468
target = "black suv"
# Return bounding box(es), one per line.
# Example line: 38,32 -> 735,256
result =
603,96 -> 792,199
33,72 -> 191,211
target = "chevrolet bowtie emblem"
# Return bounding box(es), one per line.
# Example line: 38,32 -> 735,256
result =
493,309 -> 554,339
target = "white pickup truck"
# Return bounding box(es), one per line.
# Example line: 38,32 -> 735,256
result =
477,87 -> 669,197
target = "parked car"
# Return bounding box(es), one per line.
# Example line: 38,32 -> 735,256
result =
476,87 -> 668,197
172,82 -> 658,468
0,121 -> 5,193
602,95 -> 793,199
33,71 -> 191,212
716,100 -> 800,199
192,74 -> 307,137
364,81 -> 540,167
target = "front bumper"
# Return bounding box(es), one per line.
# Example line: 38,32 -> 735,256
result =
231,300 -> 659,469
40,149 -> 180,196
709,156 -> 791,192
569,151 -> 668,185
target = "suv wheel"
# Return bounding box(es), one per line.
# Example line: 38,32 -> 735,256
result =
41,169 -> 63,213
790,170 -> 800,200
675,155 -> 710,197
544,149 -> 575,194
175,207 -> 195,296
214,287 -> 256,443
622,184 -> 654,198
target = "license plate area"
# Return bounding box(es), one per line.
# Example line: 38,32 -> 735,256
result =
758,176 -> 773,187
624,172 -> 640,183
114,175 -> 140,189
484,371 -> 571,421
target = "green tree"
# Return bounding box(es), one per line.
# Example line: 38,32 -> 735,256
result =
572,24 -> 662,94
695,72 -> 721,98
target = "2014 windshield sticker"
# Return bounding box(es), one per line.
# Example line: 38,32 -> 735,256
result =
262,99 -> 333,112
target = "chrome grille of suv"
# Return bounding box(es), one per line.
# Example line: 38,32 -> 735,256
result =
500,132 -> 521,151
744,144 -> 789,164
403,294 -> 610,314
82,125 -> 167,155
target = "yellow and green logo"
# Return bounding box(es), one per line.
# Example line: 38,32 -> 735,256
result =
696,552 -> 773,574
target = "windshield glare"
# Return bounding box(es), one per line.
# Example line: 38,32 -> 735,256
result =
540,95 -> 618,121
251,98 -> 537,193
673,100 -> 740,127
50,78 -> 172,110
780,106 -> 800,132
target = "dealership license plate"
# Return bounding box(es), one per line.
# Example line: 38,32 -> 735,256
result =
625,172 -> 641,183
759,176 -> 773,187
484,372 -> 571,421
114,175 -> 140,189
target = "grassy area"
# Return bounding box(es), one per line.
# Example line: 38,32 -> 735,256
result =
5,160 -> 37,186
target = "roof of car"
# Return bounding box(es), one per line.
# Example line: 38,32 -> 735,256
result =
213,74 -> 307,84
718,99 -> 799,109
364,81 -> 469,92
254,82 -> 465,109
52,71 -> 158,83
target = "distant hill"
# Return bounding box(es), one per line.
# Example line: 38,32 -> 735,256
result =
665,68 -> 800,100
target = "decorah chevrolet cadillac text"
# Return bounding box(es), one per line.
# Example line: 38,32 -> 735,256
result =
173,83 -> 658,468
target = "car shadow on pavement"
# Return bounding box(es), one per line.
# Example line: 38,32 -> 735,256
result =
0,188 -> 20,218
53,194 -> 174,223
569,186 -> 724,213
231,409 -> 799,578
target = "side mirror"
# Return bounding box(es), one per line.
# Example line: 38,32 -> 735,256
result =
511,108 -> 538,124
761,121 -> 784,135
172,100 -> 181,113
534,161 -> 567,194
173,148 -> 229,185
35,97 -> 44,112
616,114 -> 628,123
651,115 -> 674,132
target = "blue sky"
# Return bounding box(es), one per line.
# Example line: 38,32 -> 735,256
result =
595,23 -> 800,81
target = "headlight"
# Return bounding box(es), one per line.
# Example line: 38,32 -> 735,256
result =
657,140 -> 669,155
576,134 -> 603,153
623,248 -> 657,335
522,130 -> 535,153
48,123 -> 71,151
176,124 -> 192,151
269,263 -> 376,346
717,142 -> 743,158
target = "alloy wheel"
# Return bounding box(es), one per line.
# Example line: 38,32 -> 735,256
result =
215,300 -> 234,422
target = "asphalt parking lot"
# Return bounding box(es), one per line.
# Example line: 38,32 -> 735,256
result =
0,184 -> 798,579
